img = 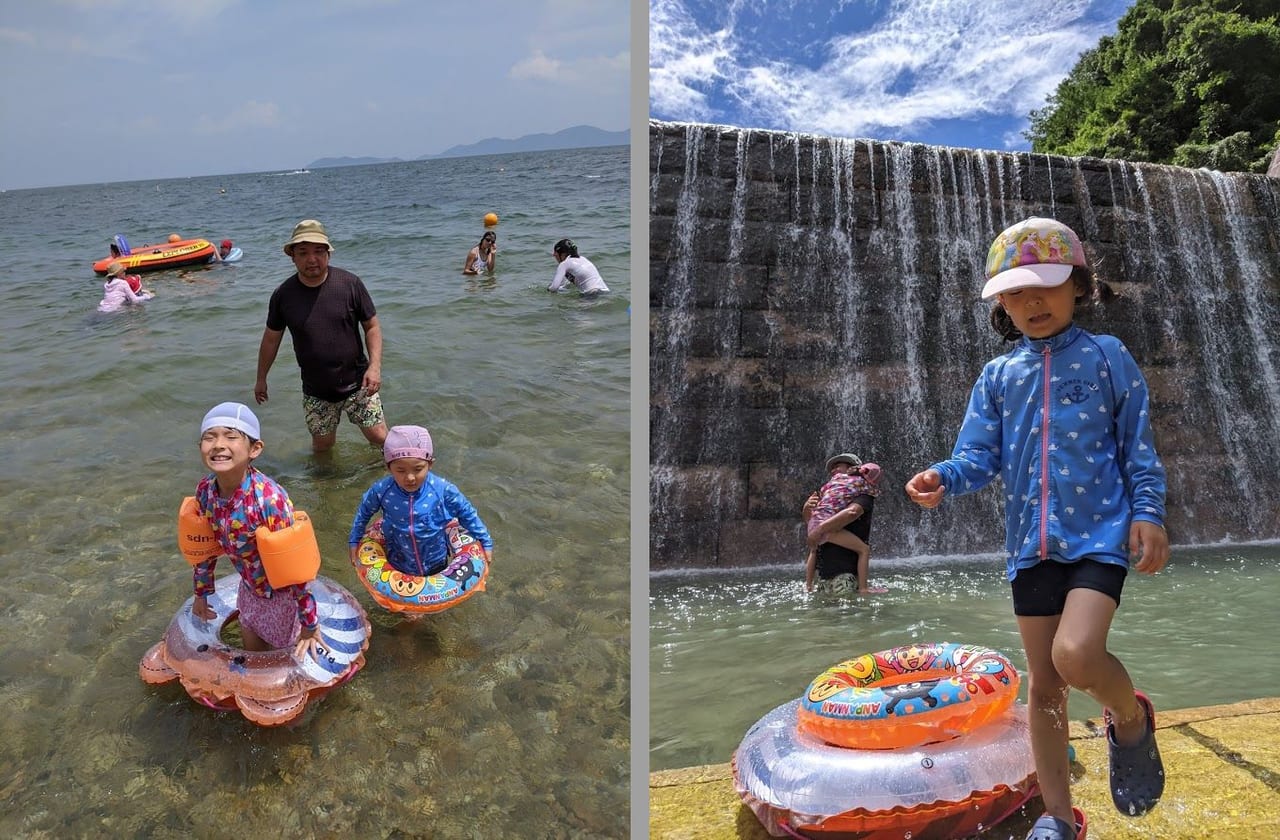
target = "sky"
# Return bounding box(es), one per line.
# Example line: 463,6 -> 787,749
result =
0,0 -> 630,190
650,0 -> 1136,153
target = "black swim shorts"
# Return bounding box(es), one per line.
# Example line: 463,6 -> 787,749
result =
1010,557 -> 1127,617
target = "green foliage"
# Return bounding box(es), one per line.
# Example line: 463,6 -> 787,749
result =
1026,0 -> 1280,172
1172,131 -> 1264,170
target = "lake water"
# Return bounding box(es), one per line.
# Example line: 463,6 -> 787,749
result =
649,543 -> 1280,774
0,146 -> 631,837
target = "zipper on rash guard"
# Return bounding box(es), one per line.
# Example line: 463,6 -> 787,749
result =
1040,344 -> 1052,559
408,490 -> 425,575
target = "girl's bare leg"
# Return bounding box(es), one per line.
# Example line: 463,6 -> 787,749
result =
1055,588 -> 1146,743
1016,613 -> 1074,825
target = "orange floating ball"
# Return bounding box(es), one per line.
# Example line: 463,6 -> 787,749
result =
483,213 -> 499,227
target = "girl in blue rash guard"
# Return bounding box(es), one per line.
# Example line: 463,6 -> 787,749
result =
348,425 -> 493,576
905,218 -> 1169,840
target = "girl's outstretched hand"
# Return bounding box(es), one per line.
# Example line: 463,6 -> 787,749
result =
905,469 -> 946,508
1129,521 -> 1169,574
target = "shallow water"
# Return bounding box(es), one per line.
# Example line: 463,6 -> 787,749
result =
0,146 -> 630,837
649,544 -> 1280,775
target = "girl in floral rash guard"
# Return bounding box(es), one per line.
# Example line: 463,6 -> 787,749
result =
190,402 -> 321,660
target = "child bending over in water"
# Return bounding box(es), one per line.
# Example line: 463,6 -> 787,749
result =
190,402 -> 322,660
804,454 -> 881,592
905,217 -> 1168,840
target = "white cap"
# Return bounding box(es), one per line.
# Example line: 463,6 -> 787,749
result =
200,402 -> 261,440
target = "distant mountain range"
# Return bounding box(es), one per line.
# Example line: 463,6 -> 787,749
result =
308,155 -> 404,168
308,124 -> 628,169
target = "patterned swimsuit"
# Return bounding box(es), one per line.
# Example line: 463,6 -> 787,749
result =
193,467 -> 317,646
808,473 -> 879,534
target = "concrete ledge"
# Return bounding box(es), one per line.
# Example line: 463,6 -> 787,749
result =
650,697 -> 1280,839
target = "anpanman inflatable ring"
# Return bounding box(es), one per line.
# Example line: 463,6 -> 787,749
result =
352,518 -> 488,614
798,642 -> 1019,749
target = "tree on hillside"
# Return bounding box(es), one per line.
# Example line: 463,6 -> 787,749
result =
1026,0 -> 1280,172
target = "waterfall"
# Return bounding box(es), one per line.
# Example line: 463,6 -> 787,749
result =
649,120 -> 1280,570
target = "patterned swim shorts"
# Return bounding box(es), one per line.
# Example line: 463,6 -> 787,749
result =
236,579 -> 301,649
815,573 -> 859,595
303,388 -> 385,437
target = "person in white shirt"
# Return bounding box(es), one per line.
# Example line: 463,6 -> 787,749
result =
548,238 -> 608,295
97,261 -> 154,313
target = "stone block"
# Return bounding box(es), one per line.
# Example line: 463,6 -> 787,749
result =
649,215 -> 675,266
739,310 -> 782,358
716,517 -> 797,567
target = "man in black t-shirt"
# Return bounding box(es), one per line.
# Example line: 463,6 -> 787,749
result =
802,452 -> 878,594
254,219 -> 389,452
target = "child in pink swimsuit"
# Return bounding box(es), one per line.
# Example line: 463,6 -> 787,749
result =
804,461 -> 882,591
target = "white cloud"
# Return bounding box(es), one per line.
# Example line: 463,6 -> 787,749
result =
510,48 -> 629,87
0,28 -> 36,45
511,49 -> 563,81
649,0 -> 736,121
650,0 -> 1111,138
1001,126 -> 1031,150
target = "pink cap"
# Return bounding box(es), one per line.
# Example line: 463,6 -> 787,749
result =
383,425 -> 433,463
859,462 -> 882,485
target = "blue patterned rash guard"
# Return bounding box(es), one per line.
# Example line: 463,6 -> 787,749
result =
348,473 -> 493,576
929,325 -> 1166,581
